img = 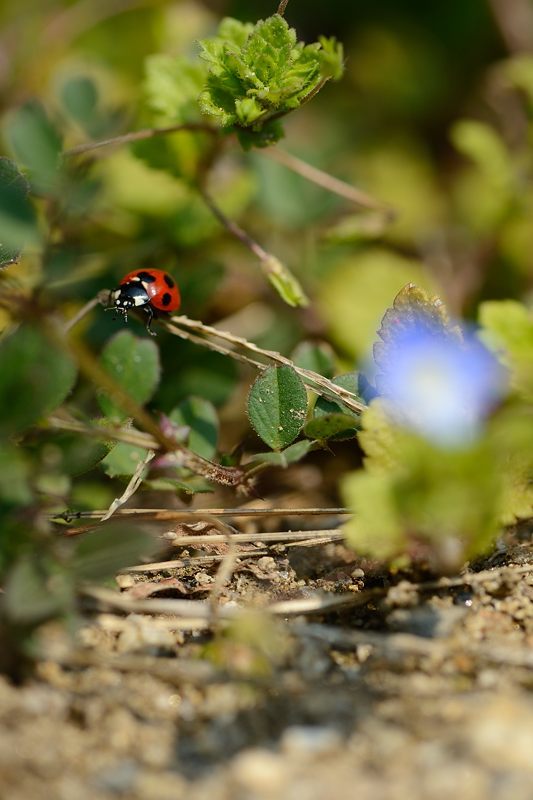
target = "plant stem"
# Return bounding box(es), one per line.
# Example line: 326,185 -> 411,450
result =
56,506 -> 351,521
63,296 -> 101,332
164,315 -> 367,415
45,320 -> 246,487
266,147 -> 394,216
277,0 -> 290,15
197,185 -> 270,262
64,122 -> 218,157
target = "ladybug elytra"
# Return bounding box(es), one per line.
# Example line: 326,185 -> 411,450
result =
108,269 -> 181,335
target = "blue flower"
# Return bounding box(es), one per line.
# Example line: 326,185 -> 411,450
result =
373,320 -> 505,447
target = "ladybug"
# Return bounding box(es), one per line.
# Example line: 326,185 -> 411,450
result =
108,269 -> 181,335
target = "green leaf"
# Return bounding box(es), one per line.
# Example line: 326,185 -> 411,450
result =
198,15 -> 343,147
61,75 -> 97,120
4,557 -> 73,623
314,372 -> 364,416
264,254 -> 308,307
312,373 -> 362,440
451,120 -> 512,190
248,439 -> 312,467
317,36 -> 344,80
247,365 -> 308,450
323,210 -> 390,244
98,331 -> 160,420
144,55 -> 206,123
4,101 -> 62,194
342,434 -> 502,568
60,75 -> 98,133
341,470 -> 404,560
0,444 -> 32,505
304,412 -> 358,441
101,442 -> 149,478
144,477 -> 213,495
0,326 -> 77,436
169,397 -> 219,459
0,157 -> 39,266
479,300 -> 533,400
71,524 -> 156,582
291,341 -> 336,378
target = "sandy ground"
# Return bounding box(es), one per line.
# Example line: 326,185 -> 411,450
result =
1,533 -> 532,800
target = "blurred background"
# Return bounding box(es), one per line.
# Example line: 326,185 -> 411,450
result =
1,0 -> 532,501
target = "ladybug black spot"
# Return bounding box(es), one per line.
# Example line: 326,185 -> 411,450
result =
161,292 -> 172,307
164,274 -> 175,288
136,271 -> 157,283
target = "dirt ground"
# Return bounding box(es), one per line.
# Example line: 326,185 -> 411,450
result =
1,521 -> 532,800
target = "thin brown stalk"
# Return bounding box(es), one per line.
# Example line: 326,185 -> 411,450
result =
63,296 -> 101,332
123,553 -> 268,573
83,585 -> 379,620
47,413 -> 158,450
64,122 -> 218,158
100,450 -> 155,521
266,147 -> 393,216
45,320 -> 245,488
164,314 -> 367,415
62,506 -> 350,521
277,0 -> 290,16
165,529 -> 344,547
197,185 -> 271,262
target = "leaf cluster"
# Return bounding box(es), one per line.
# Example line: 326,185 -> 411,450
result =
197,15 -> 343,148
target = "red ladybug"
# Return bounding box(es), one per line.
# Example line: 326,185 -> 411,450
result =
108,269 -> 181,336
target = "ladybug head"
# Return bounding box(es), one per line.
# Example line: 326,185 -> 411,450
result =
107,282 -> 149,323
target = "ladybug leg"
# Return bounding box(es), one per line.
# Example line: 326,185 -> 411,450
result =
144,305 -> 157,336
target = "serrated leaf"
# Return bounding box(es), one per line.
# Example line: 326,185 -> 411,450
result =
101,442 -> 149,478
373,283 -> 461,396
169,397 -> 219,459
198,15 -> 343,146
4,101 -> 62,194
248,365 -> 308,450
71,524 -> 155,582
317,36 -> 344,80
0,157 -> 39,266
0,325 -> 77,436
248,439 -> 312,467
98,331 -> 160,420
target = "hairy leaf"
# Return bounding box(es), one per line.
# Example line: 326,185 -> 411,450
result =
247,365 -> 308,450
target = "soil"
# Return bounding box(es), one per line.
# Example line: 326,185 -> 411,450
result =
1,519 -> 532,800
